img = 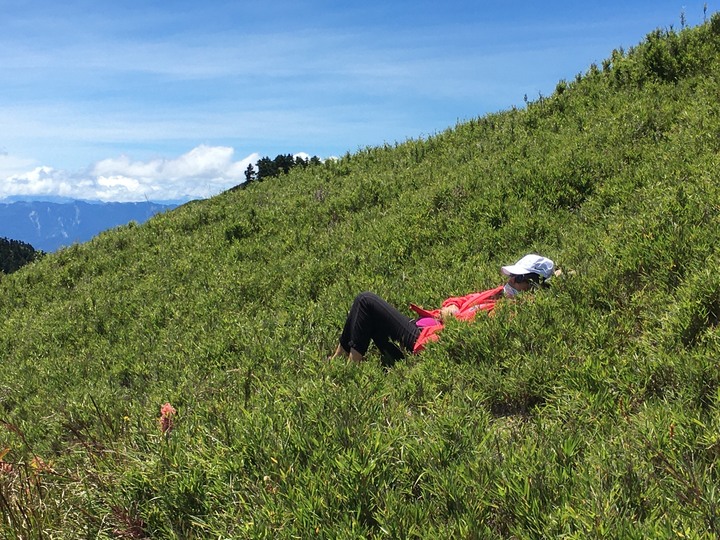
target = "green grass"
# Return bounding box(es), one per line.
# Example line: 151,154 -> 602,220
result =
2,15 -> 720,538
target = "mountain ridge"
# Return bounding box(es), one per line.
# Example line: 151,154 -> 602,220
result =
0,199 -> 177,252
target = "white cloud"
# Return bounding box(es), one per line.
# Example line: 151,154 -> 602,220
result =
0,146 -> 261,202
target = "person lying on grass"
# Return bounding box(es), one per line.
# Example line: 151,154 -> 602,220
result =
330,254 -> 554,363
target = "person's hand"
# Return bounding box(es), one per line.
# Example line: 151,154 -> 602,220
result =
439,305 -> 459,321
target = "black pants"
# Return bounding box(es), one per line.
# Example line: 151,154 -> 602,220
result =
339,292 -> 421,357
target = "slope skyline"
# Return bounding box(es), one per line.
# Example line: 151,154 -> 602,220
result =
1,0 -> 712,202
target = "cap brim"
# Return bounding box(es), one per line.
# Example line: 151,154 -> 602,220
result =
501,264 -> 528,276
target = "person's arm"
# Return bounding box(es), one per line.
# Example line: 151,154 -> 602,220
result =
441,292 -> 481,312
439,286 -> 505,320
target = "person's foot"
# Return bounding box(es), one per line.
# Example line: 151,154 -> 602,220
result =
327,344 -> 348,361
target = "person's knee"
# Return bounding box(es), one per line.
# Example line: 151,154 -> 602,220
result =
354,291 -> 376,306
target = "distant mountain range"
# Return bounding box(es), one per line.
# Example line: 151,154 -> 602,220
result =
0,200 -> 177,252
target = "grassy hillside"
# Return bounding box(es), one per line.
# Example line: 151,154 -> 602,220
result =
2,16 -> 720,538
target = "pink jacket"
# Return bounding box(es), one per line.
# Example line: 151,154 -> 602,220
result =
410,285 -> 504,353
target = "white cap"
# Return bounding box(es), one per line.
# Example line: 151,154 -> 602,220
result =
501,254 -> 555,280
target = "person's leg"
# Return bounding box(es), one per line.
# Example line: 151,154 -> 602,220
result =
338,292 -> 419,360
329,343 -> 348,361
329,343 -> 365,363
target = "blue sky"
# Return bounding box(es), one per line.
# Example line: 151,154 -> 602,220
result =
0,0 -> 712,202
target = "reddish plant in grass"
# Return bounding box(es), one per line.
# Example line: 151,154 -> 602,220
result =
111,505 -> 147,539
158,402 -> 176,436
